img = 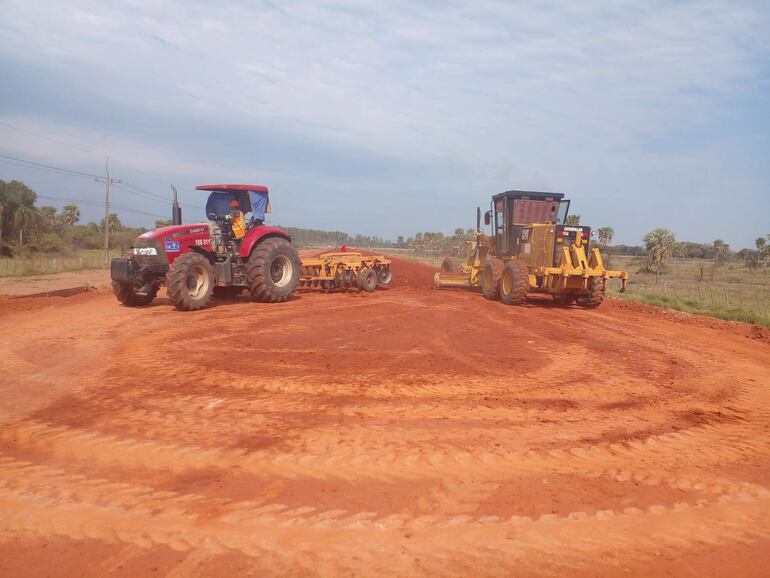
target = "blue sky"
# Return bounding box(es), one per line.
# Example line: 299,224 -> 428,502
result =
1,0 -> 768,248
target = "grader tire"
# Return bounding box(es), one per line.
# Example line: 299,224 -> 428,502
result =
576,278 -> 606,309
441,257 -> 461,273
552,294 -> 575,306
358,267 -> 377,292
481,259 -> 504,300
246,238 -> 300,303
166,252 -> 215,311
111,281 -> 157,307
499,260 -> 529,305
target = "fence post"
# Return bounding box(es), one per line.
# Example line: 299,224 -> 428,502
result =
698,285 -> 702,303
724,289 -> 729,308
664,282 -> 667,294
738,289 -> 743,309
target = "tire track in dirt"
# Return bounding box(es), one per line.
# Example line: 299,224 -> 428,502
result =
4,409 -> 768,485
1,259 -> 769,576
2,469 -> 768,576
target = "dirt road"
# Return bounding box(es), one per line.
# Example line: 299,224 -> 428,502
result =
1,258 -> 769,576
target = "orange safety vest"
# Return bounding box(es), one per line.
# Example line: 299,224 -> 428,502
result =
230,211 -> 246,239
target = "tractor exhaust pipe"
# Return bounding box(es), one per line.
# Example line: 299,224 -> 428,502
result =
171,184 -> 182,225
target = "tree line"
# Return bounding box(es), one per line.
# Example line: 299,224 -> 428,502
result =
0,179 -> 146,255
4,180 -> 767,268
0,179 -> 397,256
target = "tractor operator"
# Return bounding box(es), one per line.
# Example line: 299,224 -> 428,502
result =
228,197 -> 247,239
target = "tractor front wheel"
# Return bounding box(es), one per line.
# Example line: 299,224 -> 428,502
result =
576,278 -> 606,308
111,281 -> 157,307
167,253 -> 215,311
246,238 -> 300,303
499,260 -> 529,305
481,259 -> 503,300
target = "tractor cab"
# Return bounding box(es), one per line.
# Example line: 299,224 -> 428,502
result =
198,184 -> 270,226
197,184 -> 271,250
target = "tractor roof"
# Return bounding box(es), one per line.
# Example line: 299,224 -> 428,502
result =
493,190 -> 565,202
196,184 -> 269,193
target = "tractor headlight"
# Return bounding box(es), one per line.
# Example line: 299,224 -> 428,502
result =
133,247 -> 158,256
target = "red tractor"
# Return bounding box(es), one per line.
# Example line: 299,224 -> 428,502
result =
110,184 -> 300,310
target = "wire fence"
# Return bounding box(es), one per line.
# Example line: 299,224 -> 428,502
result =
0,251 -> 116,277
624,281 -> 770,313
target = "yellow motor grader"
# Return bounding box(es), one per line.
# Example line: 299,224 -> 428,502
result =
434,190 -> 628,307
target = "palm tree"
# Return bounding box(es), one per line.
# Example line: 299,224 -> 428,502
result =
14,205 -> 38,246
566,214 -> 581,225
61,204 -> 80,226
713,239 -> 729,264
643,228 -> 676,283
597,226 -> 614,247
756,237 -> 768,264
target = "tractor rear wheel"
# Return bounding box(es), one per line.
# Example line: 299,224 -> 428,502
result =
499,260 -> 529,305
166,253 -> 215,311
481,259 -> 503,300
441,257 -> 461,273
357,267 -> 377,292
246,238 -> 300,303
576,278 -> 606,308
111,281 -> 157,307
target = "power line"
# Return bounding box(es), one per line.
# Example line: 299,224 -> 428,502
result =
120,179 -> 168,202
114,183 -> 203,210
0,152 -> 202,210
0,120 -> 105,156
0,153 -> 103,179
0,123 -> 201,207
37,195 -> 167,219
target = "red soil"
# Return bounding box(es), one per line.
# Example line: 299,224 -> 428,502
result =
1,257 -> 769,576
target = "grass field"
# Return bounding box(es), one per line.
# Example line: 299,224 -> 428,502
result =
0,250 -> 120,277
403,251 -> 770,328
607,255 -> 770,327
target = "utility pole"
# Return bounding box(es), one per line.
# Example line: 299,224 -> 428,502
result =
96,157 -> 120,264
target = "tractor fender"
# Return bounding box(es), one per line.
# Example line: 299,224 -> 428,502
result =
188,246 -> 216,264
239,226 -> 292,259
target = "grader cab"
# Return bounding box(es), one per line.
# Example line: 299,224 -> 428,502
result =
434,190 -> 628,308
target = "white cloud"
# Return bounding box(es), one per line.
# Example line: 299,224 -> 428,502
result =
1,0 -> 769,244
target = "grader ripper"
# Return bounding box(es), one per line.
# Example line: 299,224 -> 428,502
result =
434,190 -> 628,308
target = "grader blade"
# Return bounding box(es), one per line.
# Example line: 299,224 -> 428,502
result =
433,271 -> 474,289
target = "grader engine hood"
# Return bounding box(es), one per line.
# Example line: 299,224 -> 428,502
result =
137,224 -> 212,264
